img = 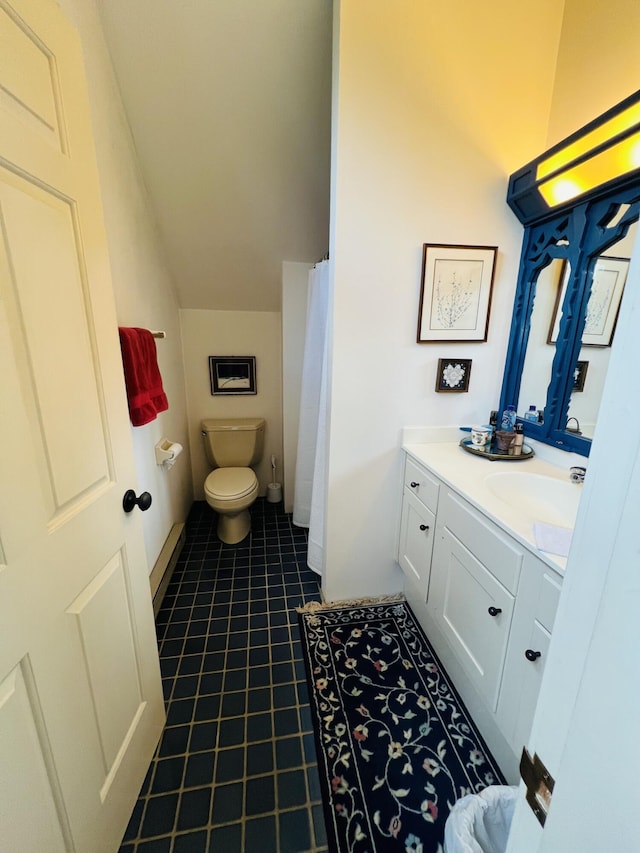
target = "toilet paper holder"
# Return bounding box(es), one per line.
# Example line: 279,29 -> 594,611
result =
155,439 -> 183,468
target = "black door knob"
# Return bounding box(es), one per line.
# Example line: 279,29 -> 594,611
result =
488,606 -> 502,617
123,489 -> 152,513
525,649 -> 542,662
419,524 -> 429,531
410,481 -> 419,488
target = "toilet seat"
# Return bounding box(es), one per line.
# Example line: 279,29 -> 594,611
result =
205,467 -> 257,502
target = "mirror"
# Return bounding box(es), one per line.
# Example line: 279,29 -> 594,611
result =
565,230 -> 633,438
500,187 -> 640,456
517,258 -> 569,427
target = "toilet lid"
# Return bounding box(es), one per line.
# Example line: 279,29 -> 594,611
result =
205,467 -> 257,500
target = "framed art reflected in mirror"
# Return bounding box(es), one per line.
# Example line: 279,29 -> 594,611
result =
547,256 -> 629,347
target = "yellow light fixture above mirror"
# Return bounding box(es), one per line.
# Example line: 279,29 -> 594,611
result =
508,90 -> 640,224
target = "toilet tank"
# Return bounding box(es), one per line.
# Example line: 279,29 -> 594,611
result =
201,418 -> 265,468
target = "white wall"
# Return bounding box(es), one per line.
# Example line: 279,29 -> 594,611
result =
282,262 -> 313,512
181,309 -> 283,499
57,0 -> 192,572
323,0 -> 564,601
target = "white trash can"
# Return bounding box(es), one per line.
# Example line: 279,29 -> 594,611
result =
443,785 -> 518,853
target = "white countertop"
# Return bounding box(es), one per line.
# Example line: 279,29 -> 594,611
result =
403,440 -> 582,574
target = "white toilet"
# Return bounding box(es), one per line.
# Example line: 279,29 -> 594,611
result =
201,417 -> 265,544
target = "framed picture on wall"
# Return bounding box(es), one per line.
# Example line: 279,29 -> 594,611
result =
435,358 -> 472,392
548,256 -> 629,347
209,356 -> 257,395
417,244 -> 497,343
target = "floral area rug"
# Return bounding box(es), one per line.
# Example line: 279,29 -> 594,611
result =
298,602 -> 505,852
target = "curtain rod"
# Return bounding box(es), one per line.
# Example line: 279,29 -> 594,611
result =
151,330 -> 166,339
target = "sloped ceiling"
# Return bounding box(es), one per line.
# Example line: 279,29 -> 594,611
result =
96,0 -> 332,312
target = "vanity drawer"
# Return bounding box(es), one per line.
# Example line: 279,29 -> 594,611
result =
403,456 -> 440,514
440,490 -> 523,595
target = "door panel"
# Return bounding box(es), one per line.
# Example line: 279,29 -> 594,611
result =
0,663 -> 69,852
0,3 -> 63,149
0,1 -> 165,850
67,552 -> 143,772
0,170 -> 109,514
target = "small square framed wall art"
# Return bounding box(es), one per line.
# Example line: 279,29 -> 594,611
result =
209,356 -> 257,395
435,358 -> 472,393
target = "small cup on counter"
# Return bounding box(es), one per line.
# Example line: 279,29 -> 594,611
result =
470,425 -> 491,447
495,430 -> 517,452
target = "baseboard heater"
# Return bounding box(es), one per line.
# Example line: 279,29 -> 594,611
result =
149,522 -> 186,617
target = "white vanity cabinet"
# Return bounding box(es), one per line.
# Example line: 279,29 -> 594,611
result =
397,457 -> 439,595
398,449 -> 564,767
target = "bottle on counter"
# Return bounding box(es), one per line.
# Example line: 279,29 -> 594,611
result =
511,423 -> 524,456
524,405 -> 538,422
500,404 -> 516,431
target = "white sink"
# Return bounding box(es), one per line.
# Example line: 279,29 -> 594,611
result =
483,471 -> 580,528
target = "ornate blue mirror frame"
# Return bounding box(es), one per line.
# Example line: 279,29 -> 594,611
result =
499,90 -> 640,456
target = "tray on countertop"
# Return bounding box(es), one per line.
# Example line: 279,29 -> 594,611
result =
459,437 -> 535,461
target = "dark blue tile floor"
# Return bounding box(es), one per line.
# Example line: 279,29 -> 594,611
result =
119,499 -> 327,853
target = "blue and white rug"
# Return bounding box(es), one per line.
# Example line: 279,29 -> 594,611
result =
298,601 -> 505,852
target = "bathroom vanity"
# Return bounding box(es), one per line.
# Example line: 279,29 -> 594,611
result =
398,438 -> 578,781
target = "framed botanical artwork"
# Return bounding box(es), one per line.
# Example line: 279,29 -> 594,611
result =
417,244 -> 497,343
573,360 -> 588,392
548,256 -> 629,347
209,356 -> 257,395
435,358 -> 472,393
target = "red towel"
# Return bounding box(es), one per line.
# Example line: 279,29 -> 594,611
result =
118,327 -> 169,426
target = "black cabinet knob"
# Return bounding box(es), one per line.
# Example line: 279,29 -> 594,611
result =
488,606 -> 502,617
410,481 -> 419,488
123,489 -> 153,513
419,524 -> 429,531
525,649 -> 542,662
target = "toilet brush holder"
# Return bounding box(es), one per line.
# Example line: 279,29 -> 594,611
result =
266,483 -> 282,503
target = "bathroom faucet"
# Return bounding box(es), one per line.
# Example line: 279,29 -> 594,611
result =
565,417 -> 582,435
569,466 -> 586,483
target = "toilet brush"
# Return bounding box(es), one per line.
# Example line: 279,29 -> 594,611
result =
267,454 -> 282,502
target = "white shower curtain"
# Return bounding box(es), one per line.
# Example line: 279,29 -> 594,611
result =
293,259 -> 330,576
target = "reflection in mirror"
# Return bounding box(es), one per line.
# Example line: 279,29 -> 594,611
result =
566,222 -> 636,438
517,259 -> 569,423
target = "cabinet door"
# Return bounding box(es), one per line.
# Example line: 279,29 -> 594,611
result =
398,489 -> 436,595
504,620 -> 551,752
497,557 -> 561,753
429,528 -> 514,711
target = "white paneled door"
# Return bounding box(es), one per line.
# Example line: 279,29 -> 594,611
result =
0,1 -> 165,850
